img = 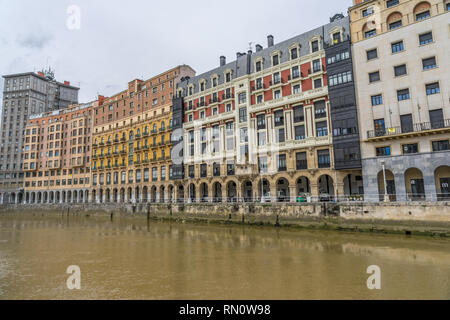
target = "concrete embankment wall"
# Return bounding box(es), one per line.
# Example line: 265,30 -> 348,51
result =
1,202 -> 450,237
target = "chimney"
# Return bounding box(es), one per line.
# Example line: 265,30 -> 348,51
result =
220,56 -> 226,66
256,44 -> 263,52
267,35 -> 274,47
37,71 -> 45,77
64,81 -> 70,86
247,50 -> 252,75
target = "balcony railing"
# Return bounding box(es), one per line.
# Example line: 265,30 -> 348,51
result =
367,119 -> 450,139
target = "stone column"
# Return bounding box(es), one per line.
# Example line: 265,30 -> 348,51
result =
423,174 -> 437,202
60,191 -> 64,204
334,182 -> 345,202
394,173 -> 407,202
289,186 -> 297,203
269,184 -> 277,202
310,182 -> 319,202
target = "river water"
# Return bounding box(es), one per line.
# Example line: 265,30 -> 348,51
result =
0,213 -> 449,300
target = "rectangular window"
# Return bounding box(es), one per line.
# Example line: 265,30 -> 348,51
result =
291,48 -> 298,60
277,128 -> 285,143
213,163 -> 221,176
386,0 -> 399,8
369,71 -> 380,83
314,100 -> 326,119
188,165 -> 194,178
416,10 -> 430,21
367,49 -> 377,60
200,164 -> 207,178
258,132 -> 266,146
257,114 -> 266,129
293,84 -> 301,94
374,119 -> 386,136
293,105 -> 304,123
403,143 -> 418,154
432,140 -> 449,152
391,41 -> 404,53
389,20 -> 402,30
313,59 -> 321,73
314,78 -> 322,88
240,127 -> 248,143
238,92 -> 246,104
226,137 -> 234,151
296,152 -> 307,170
397,89 -> 410,101
274,110 -> 284,127
419,32 -> 433,45
239,107 -> 247,123
316,121 -> 328,137
227,161 -> 235,176
256,61 -> 262,72
363,7 -> 374,17
429,109 -> 444,128
258,157 -> 268,173
311,40 -> 319,52
422,57 -> 436,70
371,94 -> 383,106
365,29 -> 376,38
317,150 -> 330,168
394,64 -> 407,77
272,55 -> 279,66
273,90 -> 281,99
256,95 -> 263,104
292,66 -> 300,78
400,114 -> 413,133
294,125 -> 305,140
426,82 -> 440,95
328,71 -> 352,87
277,154 -> 287,171
201,142 -> 206,155
376,146 -> 391,156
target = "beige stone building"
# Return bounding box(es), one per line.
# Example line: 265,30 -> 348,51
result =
22,101 -> 96,204
350,0 -> 450,201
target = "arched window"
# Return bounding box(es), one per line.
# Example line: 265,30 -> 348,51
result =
386,12 -> 403,30
414,1 -> 431,21
161,122 -> 165,130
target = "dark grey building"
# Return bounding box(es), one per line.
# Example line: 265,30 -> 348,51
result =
325,17 -> 362,197
0,69 -> 79,203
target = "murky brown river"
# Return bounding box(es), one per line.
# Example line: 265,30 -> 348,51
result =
0,213 -> 449,300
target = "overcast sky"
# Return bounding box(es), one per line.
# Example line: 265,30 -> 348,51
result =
0,0 -> 348,103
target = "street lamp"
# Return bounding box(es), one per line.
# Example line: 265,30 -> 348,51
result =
381,160 -> 389,202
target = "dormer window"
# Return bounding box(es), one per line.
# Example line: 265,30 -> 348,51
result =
225,72 -> 231,83
311,40 -> 319,53
212,77 -> 218,87
290,48 -> 298,60
189,86 -> 193,96
200,80 -> 206,92
272,54 -> 279,66
332,32 -> 341,44
256,61 -> 262,72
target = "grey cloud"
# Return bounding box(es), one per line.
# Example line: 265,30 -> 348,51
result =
16,32 -> 52,49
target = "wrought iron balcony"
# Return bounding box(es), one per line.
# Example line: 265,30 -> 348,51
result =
367,119 -> 450,139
